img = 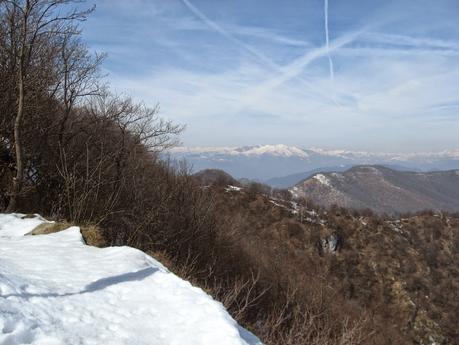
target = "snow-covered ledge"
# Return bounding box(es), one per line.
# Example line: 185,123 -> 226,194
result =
0,213 -> 263,345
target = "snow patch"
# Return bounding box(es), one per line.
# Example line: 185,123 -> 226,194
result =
313,174 -> 332,187
386,220 -> 405,234
289,186 -> 300,199
225,185 -> 242,192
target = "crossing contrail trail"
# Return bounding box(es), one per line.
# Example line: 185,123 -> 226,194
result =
242,30 -> 362,104
324,0 -> 335,85
180,0 -> 363,108
180,0 -> 278,70
180,0 -> 343,105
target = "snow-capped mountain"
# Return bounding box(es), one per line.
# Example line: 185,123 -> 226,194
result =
169,145 -> 459,182
171,144 -> 309,158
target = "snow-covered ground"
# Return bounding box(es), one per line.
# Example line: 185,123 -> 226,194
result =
0,214 -> 263,345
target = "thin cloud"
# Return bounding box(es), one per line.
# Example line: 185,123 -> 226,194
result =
81,0 -> 459,151
239,29 -> 365,108
180,0 -> 279,69
179,0 -> 338,105
229,26 -> 311,48
337,47 -> 459,57
362,32 -> 459,50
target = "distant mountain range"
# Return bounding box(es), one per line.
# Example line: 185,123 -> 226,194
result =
291,165 -> 459,214
169,145 -> 459,183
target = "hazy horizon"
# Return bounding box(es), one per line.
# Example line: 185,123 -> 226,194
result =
171,143 -> 459,155
80,0 -> 459,152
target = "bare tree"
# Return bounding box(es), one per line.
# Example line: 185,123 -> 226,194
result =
53,32 -> 106,145
85,93 -> 184,152
1,0 -> 94,211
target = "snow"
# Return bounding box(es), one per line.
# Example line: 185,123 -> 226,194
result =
242,145 -> 308,158
386,220 -> 405,234
268,199 -> 299,215
302,209 -> 327,225
171,145 -> 459,161
331,172 -> 345,180
289,186 -> 300,199
170,145 -> 309,158
313,174 -> 332,187
269,200 -> 283,207
0,213 -> 263,345
290,201 -> 299,214
225,185 -> 242,192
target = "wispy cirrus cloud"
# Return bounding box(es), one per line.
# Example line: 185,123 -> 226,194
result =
80,0 -> 459,152
180,0 -> 279,70
361,32 -> 459,50
238,28 -> 366,110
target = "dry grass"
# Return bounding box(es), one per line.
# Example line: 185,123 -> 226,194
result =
80,225 -> 106,247
27,221 -> 73,235
27,221 -> 105,247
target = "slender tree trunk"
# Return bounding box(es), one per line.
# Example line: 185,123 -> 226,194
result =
6,14 -> 26,212
7,65 -> 24,212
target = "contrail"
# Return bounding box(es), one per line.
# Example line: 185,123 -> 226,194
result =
324,0 -> 335,85
180,0 -> 278,70
180,0 -> 363,108
240,30 -> 362,106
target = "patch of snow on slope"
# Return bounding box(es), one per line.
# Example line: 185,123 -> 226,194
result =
0,213 -> 263,345
331,172 -> 344,179
313,174 -> 332,187
289,186 -> 300,198
269,199 -> 297,214
226,185 -> 242,192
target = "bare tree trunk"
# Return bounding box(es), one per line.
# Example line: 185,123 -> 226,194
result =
6,70 -> 24,212
6,13 -> 26,212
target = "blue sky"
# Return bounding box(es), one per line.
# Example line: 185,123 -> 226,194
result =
80,0 -> 459,152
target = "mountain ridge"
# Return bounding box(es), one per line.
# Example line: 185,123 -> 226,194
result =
170,145 -> 459,181
291,165 -> 459,214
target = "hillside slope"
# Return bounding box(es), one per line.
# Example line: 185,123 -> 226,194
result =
291,165 -> 459,214
205,184 -> 459,344
264,165 -> 351,188
193,169 -> 238,186
0,214 -> 262,345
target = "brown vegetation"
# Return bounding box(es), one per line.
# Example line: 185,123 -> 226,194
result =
1,2 -> 457,345
196,186 -> 459,344
27,220 -> 105,247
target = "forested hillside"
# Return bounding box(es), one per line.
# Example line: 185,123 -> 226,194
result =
190,178 -> 459,345
1,1 -> 458,345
